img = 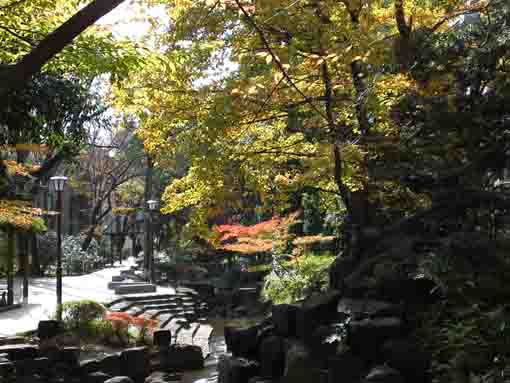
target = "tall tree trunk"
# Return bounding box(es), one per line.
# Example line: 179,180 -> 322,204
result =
31,232 -> 41,276
143,155 -> 153,271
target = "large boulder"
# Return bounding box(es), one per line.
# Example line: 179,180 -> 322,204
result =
159,344 -> 204,371
14,357 -> 51,377
272,304 -> 299,337
364,365 -> 404,383
0,344 -> 38,361
337,298 -> 402,320
104,377 -> 134,383
327,352 -> 365,383
295,290 -> 341,341
258,336 -> 286,379
97,353 -> 122,377
348,317 -> 404,360
145,371 -> 179,383
37,320 -> 62,340
329,255 -> 358,291
153,330 -> 172,348
283,340 -> 323,383
381,339 -> 430,383
120,347 -> 149,381
224,325 -> 259,358
85,371 -> 113,383
218,356 -> 260,383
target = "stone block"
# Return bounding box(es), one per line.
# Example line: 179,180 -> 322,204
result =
0,344 -> 38,361
120,347 -> 149,380
348,317 -> 403,360
218,356 -> 259,383
283,340 -> 323,383
85,371 -> 113,383
272,304 -> 299,337
224,325 -> 259,358
295,290 -> 341,340
97,353 -> 122,377
364,366 -> 404,383
337,298 -> 402,320
381,339 -> 430,383
159,344 -> 204,371
14,357 -> 50,376
153,330 -> 172,348
112,275 -> 125,282
104,377 -> 135,383
114,284 -> 157,294
327,352 -> 365,383
37,320 -> 62,340
259,336 -> 285,379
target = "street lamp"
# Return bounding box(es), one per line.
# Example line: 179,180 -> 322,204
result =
147,200 -> 158,283
50,175 -> 68,321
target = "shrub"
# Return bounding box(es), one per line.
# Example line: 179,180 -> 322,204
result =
62,234 -> 100,275
61,299 -> 106,331
262,253 -> 336,304
105,312 -> 159,345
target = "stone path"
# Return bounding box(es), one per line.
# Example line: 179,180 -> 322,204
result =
0,258 -> 176,337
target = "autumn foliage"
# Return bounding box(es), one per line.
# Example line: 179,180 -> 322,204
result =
105,312 -> 159,330
212,213 -> 299,254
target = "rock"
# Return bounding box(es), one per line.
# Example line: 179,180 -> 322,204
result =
218,356 -> 259,383
80,359 -> 101,375
0,337 -> 27,346
296,290 -> 341,341
97,353 -> 122,377
57,347 -> 80,366
85,371 -> 112,383
327,352 -> 365,383
247,378 -> 273,383
104,377 -> 135,383
329,255 -> 358,291
112,275 -> 125,282
364,365 -> 404,383
14,357 -> 51,377
145,371 -> 180,383
272,304 -> 299,337
224,325 -> 259,358
153,330 -> 172,348
348,317 -> 404,360
0,361 -> 15,376
120,347 -> 149,381
15,374 -> 43,383
309,325 -> 342,365
377,276 -> 438,304
283,340 -> 323,383
159,344 -> 203,371
337,298 -> 402,320
37,320 -> 62,340
259,336 -> 285,379
0,344 -> 38,361
381,339 -> 430,383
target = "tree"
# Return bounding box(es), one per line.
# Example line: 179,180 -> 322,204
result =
0,0 -> 129,95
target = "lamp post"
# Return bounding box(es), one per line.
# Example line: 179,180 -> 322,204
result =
50,175 -> 68,321
147,200 -> 158,284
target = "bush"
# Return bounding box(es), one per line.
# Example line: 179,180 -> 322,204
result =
262,253 -> 335,304
61,299 -> 106,331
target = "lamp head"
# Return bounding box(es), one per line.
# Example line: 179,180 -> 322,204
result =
50,176 -> 68,192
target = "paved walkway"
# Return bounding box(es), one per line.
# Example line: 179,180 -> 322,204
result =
0,259 -> 175,337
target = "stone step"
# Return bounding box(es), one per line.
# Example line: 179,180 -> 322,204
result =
132,306 -> 184,317
107,281 -> 143,289
114,283 -> 157,295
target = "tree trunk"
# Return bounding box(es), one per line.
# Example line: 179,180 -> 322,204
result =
31,233 -> 41,276
143,155 -> 153,271
0,0 -> 126,96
